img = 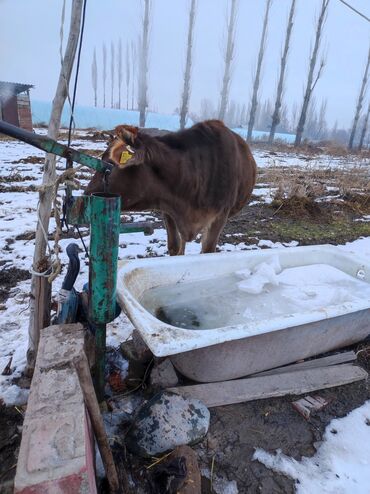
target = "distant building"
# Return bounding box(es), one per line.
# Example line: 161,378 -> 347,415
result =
0,81 -> 33,131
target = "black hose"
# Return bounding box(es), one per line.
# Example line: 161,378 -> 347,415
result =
62,243 -> 80,291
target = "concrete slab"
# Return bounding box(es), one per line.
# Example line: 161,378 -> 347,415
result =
14,324 -> 97,494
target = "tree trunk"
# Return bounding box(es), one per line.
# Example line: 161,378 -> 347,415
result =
269,0 -> 296,143
138,0 -> 150,127
110,42 -> 115,108
91,47 -> 98,107
126,42 -> 130,110
247,0 -> 273,142
118,38 -> 122,110
358,102 -> 370,150
180,0 -> 197,130
27,0 -> 83,373
218,0 -> 238,122
348,45 -> 370,150
294,0 -> 329,146
103,44 -> 107,108
131,40 -> 136,110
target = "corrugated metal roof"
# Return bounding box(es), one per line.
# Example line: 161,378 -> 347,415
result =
0,81 -> 34,96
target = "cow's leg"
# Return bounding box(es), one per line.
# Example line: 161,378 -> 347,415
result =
201,213 -> 228,254
163,213 -> 183,255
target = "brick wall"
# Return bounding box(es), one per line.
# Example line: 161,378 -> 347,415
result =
17,92 -> 33,131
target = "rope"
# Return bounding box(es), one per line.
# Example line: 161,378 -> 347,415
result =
32,166 -> 83,282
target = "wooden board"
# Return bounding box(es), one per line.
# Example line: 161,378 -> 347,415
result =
168,364 -> 367,408
252,351 -> 356,377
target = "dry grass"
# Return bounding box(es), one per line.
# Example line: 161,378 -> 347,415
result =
260,164 -> 370,218
253,140 -> 370,159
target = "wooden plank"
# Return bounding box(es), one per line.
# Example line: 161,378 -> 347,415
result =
252,351 -> 356,377
168,364 -> 367,408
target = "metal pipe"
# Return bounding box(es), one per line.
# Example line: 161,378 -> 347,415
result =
0,120 -> 112,173
89,192 -> 121,399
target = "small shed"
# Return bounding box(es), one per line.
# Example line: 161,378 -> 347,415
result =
0,81 -> 34,131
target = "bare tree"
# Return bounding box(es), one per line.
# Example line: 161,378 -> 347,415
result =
180,0 -> 197,129
348,45 -> 370,150
91,47 -> 98,107
294,0 -> 330,146
358,102 -> 370,150
117,38 -> 123,109
316,99 -> 328,140
126,42 -> 131,110
200,98 -> 216,120
102,43 -> 107,108
247,0 -> 273,141
131,40 -> 137,110
138,0 -> 151,127
218,0 -> 238,121
111,41 -> 115,108
269,0 -> 296,143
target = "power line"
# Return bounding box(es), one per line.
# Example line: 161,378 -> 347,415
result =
337,0 -> 370,23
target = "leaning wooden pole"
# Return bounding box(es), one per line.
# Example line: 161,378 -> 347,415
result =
27,0 -> 84,374
73,353 -> 120,493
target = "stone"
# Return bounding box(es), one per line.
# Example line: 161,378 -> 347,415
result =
132,329 -> 153,363
150,358 -> 179,389
126,391 -> 210,457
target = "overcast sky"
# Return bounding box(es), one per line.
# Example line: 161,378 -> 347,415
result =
1,0 -> 369,128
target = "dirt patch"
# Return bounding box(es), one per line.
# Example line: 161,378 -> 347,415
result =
11,156 -> 43,165
15,231 -> 35,241
271,196 -> 324,219
0,174 -> 36,183
193,375 -> 370,493
221,199 -> 370,247
0,185 -> 37,193
0,401 -> 23,493
0,268 -> 31,303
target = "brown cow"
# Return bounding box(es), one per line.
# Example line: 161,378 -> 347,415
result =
85,120 -> 257,255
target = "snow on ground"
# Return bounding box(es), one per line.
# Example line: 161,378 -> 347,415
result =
253,400 -> 370,494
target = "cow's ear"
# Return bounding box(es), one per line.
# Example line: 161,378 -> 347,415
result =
115,125 -> 138,145
118,148 -> 146,167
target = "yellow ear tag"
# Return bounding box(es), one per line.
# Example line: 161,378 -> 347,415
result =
119,150 -> 132,166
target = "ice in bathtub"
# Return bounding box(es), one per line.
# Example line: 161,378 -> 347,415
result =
139,257 -> 370,330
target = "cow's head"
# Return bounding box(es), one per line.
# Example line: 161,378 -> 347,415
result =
85,125 -> 146,195
102,125 -> 146,167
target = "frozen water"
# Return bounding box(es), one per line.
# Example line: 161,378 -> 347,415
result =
140,260 -> 370,330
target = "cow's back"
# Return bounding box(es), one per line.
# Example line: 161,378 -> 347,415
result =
155,120 -> 257,213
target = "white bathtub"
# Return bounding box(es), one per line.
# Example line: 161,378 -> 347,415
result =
116,245 -> 370,382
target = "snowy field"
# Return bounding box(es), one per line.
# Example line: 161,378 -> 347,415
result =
1,130 -> 370,492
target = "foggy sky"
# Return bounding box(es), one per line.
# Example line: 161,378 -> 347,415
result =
1,0 -> 369,128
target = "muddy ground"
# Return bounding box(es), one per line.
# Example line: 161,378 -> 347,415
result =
104,344 -> 370,494
0,401 -> 23,493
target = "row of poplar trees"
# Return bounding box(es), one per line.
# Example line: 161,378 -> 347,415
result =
91,0 -> 370,149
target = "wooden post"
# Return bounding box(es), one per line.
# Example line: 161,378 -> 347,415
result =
27,0 -> 84,373
73,353 -> 120,493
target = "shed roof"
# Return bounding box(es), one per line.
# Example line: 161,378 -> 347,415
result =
0,81 -> 33,97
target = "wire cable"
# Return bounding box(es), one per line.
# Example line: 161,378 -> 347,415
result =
64,0 -> 90,259
337,0 -> 370,23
